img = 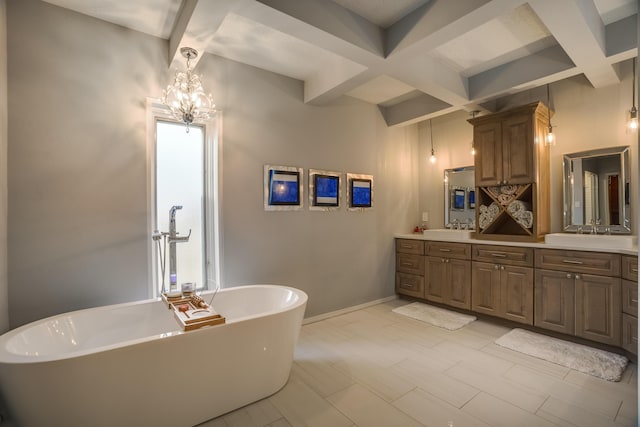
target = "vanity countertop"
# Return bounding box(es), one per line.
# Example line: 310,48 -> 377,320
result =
395,232 -> 638,256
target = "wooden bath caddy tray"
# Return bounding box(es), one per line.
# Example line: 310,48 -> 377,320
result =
162,293 -> 226,331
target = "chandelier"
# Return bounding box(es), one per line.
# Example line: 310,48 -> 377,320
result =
161,47 -> 215,132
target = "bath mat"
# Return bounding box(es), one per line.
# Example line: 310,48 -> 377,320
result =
495,328 -> 628,382
392,302 -> 476,330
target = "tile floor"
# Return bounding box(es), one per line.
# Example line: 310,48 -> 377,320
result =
200,299 -> 638,427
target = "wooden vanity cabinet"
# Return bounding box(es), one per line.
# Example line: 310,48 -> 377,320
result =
425,242 -> 471,310
395,239 -> 425,298
535,249 -> 622,346
471,245 -> 534,325
621,255 -> 638,355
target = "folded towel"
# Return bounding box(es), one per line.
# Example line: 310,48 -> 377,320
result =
507,200 -> 532,215
515,211 -> 534,229
500,185 -> 518,195
497,193 -> 515,206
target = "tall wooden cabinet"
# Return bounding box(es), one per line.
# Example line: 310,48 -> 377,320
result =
469,102 -> 551,241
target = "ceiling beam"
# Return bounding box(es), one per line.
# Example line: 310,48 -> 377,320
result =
169,0 -> 241,69
529,0 -> 620,88
379,94 -> 455,127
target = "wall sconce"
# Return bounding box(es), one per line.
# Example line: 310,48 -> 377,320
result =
429,119 -> 437,164
629,57 -> 638,131
162,47 -> 216,132
545,84 -> 555,146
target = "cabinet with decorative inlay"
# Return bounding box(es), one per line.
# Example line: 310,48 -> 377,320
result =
469,102 -> 551,242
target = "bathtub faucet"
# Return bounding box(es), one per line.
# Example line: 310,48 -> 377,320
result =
168,205 -> 191,292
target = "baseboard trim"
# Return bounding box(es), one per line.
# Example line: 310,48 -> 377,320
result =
303,295 -> 398,325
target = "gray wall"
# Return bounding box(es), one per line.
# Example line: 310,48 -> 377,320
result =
0,0 -> 7,334
7,0 -> 419,326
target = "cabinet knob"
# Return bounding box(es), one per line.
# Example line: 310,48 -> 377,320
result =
500,265 -> 505,270
566,273 -> 572,279
494,265 -> 499,270
575,274 -> 581,280
442,258 -> 446,263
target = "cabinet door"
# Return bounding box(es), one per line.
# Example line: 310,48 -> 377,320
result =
474,121 -> 502,186
534,269 -> 575,335
425,256 -> 446,304
500,265 -> 534,325
575,274 -> 621,346
471,261 -> 501,316
446,259 -> 471,310
501,114 -> 534,184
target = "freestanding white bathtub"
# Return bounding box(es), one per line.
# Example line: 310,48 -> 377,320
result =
0,284 -> 307,427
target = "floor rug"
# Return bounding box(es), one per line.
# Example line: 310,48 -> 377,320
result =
495,328 -> 628,382
392,302 -> 476,330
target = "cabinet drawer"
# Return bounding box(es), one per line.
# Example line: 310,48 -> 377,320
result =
535,249 -> 620,276
472,244 -> 533,267
396,239 -> 424,255
622,313 -> 638,355
426,241 -> 471,260
622,279 -> 638,317
622,256 -> 638,282
396,253 -> 424,275
396,272 -> 424,298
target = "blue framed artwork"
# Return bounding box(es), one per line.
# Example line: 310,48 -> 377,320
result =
314,174 -> 339,206
453,189 -> 465,210
468,190 -> 476,208
350,178 -> 372,208
269,170 -> 300,205
264,165 -> 304,211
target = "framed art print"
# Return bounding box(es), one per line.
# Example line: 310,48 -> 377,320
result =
468,189 -> 476,209
347,173 -> 374,211
264,165 -> 304,211
452,189 -> 465,210
309,169 -> 341,210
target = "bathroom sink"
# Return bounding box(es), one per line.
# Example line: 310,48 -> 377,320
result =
423,229 -> 473,241
544,233 -> 637,249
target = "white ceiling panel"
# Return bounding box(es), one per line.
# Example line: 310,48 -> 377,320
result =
431,4 -> 552,76
41,0 -> 181,39
206,13 -> 362,82
346,75 -> 416,104
593,0 -> 638,25
330,0 -> 430,28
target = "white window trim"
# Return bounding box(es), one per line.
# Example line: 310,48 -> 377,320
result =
145,98 -> 223,298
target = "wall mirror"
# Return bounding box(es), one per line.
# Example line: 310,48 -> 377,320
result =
563,145 -> 630,234
444,166 -> 475,229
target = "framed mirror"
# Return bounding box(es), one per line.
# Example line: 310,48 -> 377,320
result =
563,146 -> 630,234
444,166 -> 475,229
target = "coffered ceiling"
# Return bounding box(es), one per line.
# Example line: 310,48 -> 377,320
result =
41,0 -> 638,126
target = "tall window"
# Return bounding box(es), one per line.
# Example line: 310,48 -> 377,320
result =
147,101 -> 221,297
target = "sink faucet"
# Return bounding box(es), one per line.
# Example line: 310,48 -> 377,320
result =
168,205 -> 191,292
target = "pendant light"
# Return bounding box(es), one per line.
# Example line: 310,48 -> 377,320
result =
545,84 -> 555,146
429,119 -> 436,164
629,57 -> 638,131
161,47 -> 215,132
470,111 -> 479,155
